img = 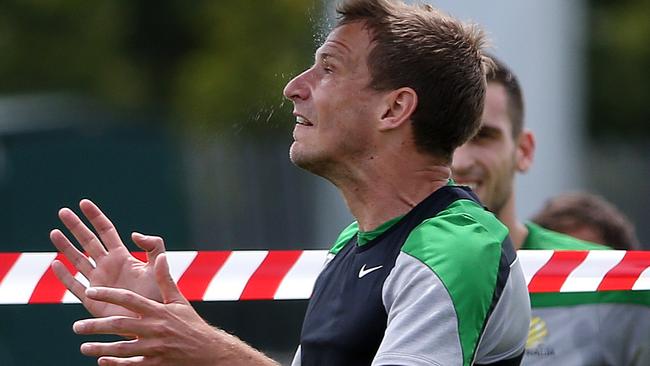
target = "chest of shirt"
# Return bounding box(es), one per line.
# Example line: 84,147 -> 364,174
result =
299,238 -> 402,364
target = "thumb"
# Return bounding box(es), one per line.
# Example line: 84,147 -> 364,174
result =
154,253 -> 188,305
132,232 -> 166,263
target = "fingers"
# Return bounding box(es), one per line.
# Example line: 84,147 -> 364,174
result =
131,233 -> 166,263
154,254 -> 186,304
58,207 -> 108,260
85,287 -> 158,316
50,229 -> 94,277
98,356 -> 148,366
79,199 -> 126,252
74,316 -> 144,337
51,260 -> 88,301
81,339 -> 143,358
82,340 -> 167,359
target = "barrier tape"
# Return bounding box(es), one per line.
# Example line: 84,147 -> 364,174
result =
1,250 -> 649,304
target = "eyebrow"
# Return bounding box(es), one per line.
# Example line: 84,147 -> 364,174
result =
476,124 -> 503,137
327,39 -> 352,53
315,50 -> 342,64
480,124 -> 501,133
316,39 -> 351,62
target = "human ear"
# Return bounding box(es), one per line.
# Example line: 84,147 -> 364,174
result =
516,129 -> 535,172
378,87 -> 418,131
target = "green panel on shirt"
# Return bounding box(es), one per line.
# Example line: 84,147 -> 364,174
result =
330,179 -> 457,254
401,199 -> 508,366
522,222 -> 609,250
330,222 -> 358,255
329,216 -> 404,253
530,290 -> 650,308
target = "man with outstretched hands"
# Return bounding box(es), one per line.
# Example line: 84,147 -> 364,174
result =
50,1 -> 531,365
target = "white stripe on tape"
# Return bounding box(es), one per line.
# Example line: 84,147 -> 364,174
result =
633,266 -> 650,291
560,250 -> 626,292
0,253 -> 57,304
274,250 -> 328,300
517,250 -> 554,286
203,251 -> 268,301
166,251 -> 198,282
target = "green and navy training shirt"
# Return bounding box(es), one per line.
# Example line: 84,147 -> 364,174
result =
292,185 -> 531,366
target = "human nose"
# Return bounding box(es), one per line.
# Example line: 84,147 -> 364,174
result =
283,69 -> 311,102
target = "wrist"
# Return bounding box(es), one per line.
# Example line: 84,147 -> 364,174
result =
211,327 -> 279,366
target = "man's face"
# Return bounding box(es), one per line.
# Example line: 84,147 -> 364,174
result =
283,22 -> 384,175
452,82 -> 518,215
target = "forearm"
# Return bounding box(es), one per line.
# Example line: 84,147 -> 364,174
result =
213,328 -> 280,366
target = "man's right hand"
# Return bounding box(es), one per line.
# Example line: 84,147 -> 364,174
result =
50,199 -> 165,318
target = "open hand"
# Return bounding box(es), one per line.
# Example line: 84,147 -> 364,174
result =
50,199 -> 165,317
73,254 -> 276,366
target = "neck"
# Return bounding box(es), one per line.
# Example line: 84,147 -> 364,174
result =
496,193 -> 528,250
330,155 -> 451,232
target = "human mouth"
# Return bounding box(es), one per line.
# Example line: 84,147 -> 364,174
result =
295,115 -> 314,126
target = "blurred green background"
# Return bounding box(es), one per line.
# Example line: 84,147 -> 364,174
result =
0,0 -> 648,365
0,1 -> 325,364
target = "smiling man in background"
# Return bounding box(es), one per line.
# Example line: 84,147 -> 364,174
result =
452,55 -> 650,365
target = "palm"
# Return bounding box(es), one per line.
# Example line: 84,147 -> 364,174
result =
82,252 -> 160,317
50,199 -> 166,318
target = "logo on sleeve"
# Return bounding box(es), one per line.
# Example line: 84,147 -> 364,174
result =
358,264 -> 383,278
525,316 -> 555,358
526,317 -> 548,349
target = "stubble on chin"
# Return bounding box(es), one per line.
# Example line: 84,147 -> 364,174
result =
289,143 -> 312,171
288,143 -> 332,179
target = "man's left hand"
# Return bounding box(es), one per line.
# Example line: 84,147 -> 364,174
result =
72,253 -> 276,366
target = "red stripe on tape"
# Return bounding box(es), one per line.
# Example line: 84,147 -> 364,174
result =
132,252 -> 148,262
29,253 -> 78,303
598,251 -> 650,291
240,250 -> 302,300
177,251 -> 231,301
0,253 -> 21,285
528,251 -> 589,293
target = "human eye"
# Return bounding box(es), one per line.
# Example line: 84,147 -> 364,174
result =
321,57 -> 334,74
473,129 -> 490,140
472,126 -> 500,143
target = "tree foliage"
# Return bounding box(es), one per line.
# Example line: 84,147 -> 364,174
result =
588,0 -> 650,139
0,0 -> 323,135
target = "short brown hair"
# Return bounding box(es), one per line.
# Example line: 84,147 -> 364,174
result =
336,0 -> 491,162
532,192 -> 640,250
486,55 -> 524,139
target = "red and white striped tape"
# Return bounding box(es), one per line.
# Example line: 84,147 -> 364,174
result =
1,250 -> 649,304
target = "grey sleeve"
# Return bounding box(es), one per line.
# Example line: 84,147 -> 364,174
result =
598,304 -> 650,366
474,258 -> 529,364
522,303 -> 650,366
373,252 -> 463,366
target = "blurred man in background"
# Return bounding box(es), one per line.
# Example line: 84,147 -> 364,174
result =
532,191 -> 641,250
452,55 -> 650,365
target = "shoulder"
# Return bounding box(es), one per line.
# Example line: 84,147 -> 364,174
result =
402,199 -> 509,274
329,221 -> 358,255
523,222 -> 609,250
383,199 -> 524,366
399,198 -> 510,317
